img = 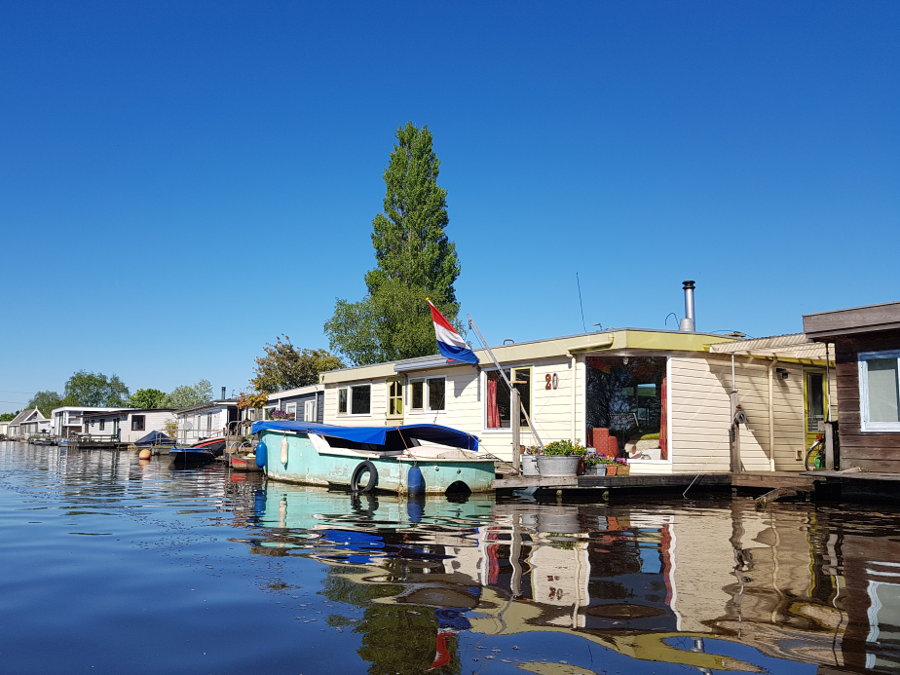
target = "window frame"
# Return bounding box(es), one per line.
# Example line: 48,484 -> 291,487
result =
131,415 -> 146,431
408,377 -> 446,413
858,350 -> 900,432
285,403 -> 297,420
387,380 -> 404,418
483,366 -> 532,430
337,384 -> 372,416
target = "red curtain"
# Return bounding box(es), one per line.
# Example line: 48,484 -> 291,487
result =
659,375 -> 668,460
487,376 -> 500,428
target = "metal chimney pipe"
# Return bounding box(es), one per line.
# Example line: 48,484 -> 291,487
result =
679,280 -> 696,332
221,386 -> 226,400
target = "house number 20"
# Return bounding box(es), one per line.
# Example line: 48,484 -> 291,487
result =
545,373 -> 559,390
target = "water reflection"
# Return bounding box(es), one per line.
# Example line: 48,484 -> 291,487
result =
239,483 -> 900,673
5,441 -> 900,673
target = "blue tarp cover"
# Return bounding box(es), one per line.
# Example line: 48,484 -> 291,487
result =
251,421 -> 479,452
135,430 -> 175,446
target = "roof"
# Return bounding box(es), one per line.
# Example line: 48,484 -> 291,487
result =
803,301 -> 900,339
709,333 -> 830,361
267,384 -> 323,400
174,399 -> 238,415
319,328 -> 739,384
82,408 -> 173,419
9,408 -> 44,424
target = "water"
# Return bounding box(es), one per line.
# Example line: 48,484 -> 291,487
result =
1,443 -> 899,674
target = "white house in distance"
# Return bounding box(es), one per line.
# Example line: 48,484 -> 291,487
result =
81,409 -> 176,444
175,399 -> 239,444
7,408 -> 48,439
50,406 -> 123,439
317,326 -> 833,475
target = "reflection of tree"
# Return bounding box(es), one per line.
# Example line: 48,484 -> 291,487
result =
322,558 -> 460,674
586,358 -> 664,442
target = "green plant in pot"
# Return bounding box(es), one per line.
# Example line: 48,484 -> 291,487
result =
537,440 -> 586,477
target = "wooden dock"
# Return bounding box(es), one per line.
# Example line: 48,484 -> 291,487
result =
493,470 -> 817,494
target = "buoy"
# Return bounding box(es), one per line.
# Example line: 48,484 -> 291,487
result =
407,465 -> 425,495
255,441 -> 267,468
138,448 -> 152,460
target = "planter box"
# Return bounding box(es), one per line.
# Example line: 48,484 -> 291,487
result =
606,464 -> 618,476
536,455 -> 581,477
591,464 -> 607,476
618,465 -> 631,476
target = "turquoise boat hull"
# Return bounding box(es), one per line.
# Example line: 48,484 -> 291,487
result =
258,428 -> 495,495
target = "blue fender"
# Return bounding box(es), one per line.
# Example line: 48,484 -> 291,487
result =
255,441 -> 267,468
407,465 -> 425,495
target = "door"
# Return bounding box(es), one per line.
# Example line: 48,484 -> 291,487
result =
804,370 -> 827,449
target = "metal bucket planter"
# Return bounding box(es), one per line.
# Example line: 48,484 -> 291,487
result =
537,509 -> 581,534
521,455 -> 540,476
536,455 -> 581,477
592,464 -> 607,476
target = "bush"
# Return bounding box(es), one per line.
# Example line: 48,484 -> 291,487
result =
542,440 -> 587,456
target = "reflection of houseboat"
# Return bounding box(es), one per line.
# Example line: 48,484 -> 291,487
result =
253,421 -> 495,495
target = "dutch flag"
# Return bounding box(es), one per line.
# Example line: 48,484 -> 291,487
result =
428,299 -> 479,364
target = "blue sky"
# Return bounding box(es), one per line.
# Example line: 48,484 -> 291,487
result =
1,1 -> 898,412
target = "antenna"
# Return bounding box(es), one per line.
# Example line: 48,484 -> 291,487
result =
576,272 -> 586,333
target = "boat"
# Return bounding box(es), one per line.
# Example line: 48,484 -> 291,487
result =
252,421 -> 495,495
230,453 -> 260,472
169,437 -> 227,467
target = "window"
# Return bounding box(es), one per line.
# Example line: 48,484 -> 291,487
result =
286,403 -> 297,420
338,385 -> 371,415
859,351 -> 900,431
409,377 -> 446,412
485,367 -> 531,429
99,419 -> 105,431
303,399 -> 317,422
387,381 -> 403,417
131,415 -> 145,431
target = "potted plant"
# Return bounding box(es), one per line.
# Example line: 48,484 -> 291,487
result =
536,440 -> 586,477
584,455 -> 606,476
616,456 -> 630,476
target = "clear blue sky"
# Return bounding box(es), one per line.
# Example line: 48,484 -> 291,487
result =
2,1 -> 898,412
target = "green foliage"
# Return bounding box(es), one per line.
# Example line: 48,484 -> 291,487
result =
64,371 -> 129,407
0,412 -> 18,422
325,122 -> 462,365
127,388 -> 167,409
542,439 -> 587,456
162,379 -> 213,410
250,335 -> 343,392
26,391 -> 64,417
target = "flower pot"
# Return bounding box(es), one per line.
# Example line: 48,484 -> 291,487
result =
618,465 -> 630,476
521,455 -> 540,476
536,455 -> 581,477
592,464 -> 607,476
606,464 -> 618,476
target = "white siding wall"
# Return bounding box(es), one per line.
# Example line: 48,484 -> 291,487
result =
119,411 -> 176,443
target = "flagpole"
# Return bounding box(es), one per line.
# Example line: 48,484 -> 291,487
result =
467,314 -> 545,453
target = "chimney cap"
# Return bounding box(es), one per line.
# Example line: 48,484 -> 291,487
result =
682,280 -> 695,289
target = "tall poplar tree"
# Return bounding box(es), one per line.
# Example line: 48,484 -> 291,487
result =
325,123 -> 461,365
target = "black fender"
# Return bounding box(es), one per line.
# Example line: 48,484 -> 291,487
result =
350,460 -> 378,493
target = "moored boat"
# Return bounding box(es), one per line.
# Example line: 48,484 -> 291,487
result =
169,437 -> 226,467
252,421 -> 495,496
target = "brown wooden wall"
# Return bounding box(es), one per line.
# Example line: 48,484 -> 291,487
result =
833,329 -> 900,472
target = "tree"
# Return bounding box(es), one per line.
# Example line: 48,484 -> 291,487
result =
128,388 -> 167,409
162,380 -> 213,410
0,412 -> 17,422
64,371 -> 129,407
26,391 -> 64,417
250,335 -> 344,392
325,122 -> 461,365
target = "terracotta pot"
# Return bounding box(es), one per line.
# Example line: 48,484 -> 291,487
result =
606,464 -> 618,476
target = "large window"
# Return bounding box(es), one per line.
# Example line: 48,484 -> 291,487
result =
859,351 -> 900,431
409,377 -> 445,413
485,367 -> 531,429
131,415 -> 145,431
338,385 -> 371,415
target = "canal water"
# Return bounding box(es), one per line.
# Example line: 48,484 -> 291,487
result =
1,442 -> 899,674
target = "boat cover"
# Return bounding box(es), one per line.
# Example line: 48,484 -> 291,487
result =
251,421 -> 479,452
135,430 -> 175,446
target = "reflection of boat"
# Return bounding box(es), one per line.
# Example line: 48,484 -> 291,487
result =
169,437 -> 226,467
230,454 -> 260,472
252,421 -> 495,495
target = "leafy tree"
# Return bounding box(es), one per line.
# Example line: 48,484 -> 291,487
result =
250,335 -> 343,392
64,371 -> 129,407
0,412 -> 17,422
325,122 -> 461,365
162,379 -> 213,410
128,388 -> 167,409
26,391 -> 64,417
